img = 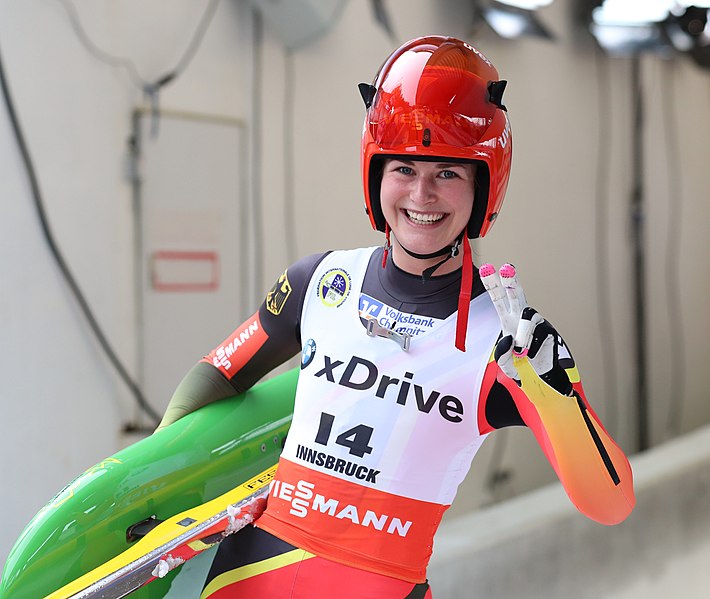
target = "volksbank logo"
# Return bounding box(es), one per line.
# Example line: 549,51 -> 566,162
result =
359,293 -> 439,338
303,352 -> 464,423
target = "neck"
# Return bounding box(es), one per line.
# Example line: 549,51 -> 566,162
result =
390,238 -> 464,276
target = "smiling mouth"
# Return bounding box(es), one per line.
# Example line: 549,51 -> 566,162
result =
404,209 -> 446,225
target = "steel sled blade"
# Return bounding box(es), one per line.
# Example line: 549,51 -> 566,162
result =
46,466 -> 276,599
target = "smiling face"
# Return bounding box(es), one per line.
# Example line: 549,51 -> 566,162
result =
380,158 -> 476,276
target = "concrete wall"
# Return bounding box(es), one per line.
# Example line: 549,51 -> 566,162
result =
430,423 -> 710,598
0,0 -> 256,565
1,0 -> 709,579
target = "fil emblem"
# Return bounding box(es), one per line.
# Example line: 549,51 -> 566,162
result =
318,268 -> 351,308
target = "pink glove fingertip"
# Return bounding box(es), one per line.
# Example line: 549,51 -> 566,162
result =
479,264 -> 496,277
499,263 -> 516,278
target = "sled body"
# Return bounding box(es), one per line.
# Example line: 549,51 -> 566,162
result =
0,369 -> 298,599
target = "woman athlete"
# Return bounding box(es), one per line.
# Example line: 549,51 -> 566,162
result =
158,36 -> 635,598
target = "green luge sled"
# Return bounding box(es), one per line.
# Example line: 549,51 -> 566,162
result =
0,368 -> 298,599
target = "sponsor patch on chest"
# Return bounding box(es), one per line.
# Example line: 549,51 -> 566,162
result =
358,294 -> 442,338
303,350 -> 464,424
270,478 -> 413,537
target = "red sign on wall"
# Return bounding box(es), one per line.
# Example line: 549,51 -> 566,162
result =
150,250 -> 219,292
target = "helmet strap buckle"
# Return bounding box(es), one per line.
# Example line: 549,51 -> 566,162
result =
450,238 -> 461,259
420,232 -> 466,281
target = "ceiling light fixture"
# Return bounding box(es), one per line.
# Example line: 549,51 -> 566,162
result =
479,0 -> 556,40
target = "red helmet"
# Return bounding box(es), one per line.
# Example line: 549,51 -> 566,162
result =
360,36 -> 512,239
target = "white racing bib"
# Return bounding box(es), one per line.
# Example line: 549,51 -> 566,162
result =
259,247 -> 501,582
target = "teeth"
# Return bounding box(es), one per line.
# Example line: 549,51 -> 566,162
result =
406,210 -> 445,224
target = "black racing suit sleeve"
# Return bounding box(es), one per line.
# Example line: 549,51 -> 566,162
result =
484,379 -> 526,429
224,251 -> 330,393
155,252 -> 329,431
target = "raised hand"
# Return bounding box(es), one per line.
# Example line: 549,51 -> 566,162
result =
479,263 -> 574,396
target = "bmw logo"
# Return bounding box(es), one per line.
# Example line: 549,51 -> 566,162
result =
301,339 -> 316,369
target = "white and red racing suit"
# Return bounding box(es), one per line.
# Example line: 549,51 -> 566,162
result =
164,246 -> 634,595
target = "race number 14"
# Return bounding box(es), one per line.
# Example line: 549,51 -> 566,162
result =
315,412 -> 374,458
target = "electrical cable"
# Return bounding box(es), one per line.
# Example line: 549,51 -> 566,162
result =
2,2 -> 222,426
165,0 -> 221,87
57,0 -> 146,87
593,46 -> 619,437
0,41 -> 161,425
56,0 -> 221,92
371,0 -> 399,44
660,58 -> 686,438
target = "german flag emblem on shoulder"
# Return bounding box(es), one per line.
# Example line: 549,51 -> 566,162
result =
266,270 -> 292,315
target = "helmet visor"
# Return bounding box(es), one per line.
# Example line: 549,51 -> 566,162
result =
367,42 -> 498,150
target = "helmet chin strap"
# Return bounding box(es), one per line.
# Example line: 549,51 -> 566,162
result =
396,232 -> 464,281
383,228 -> 473,352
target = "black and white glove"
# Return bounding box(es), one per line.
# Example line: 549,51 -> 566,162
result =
479,263 -> 574,397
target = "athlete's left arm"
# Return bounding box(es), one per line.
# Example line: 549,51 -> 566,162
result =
478,264 -> 635,526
